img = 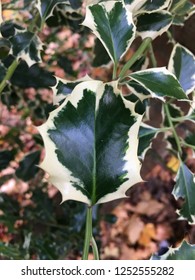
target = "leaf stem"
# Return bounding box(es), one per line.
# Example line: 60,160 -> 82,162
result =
180,141 -> 195,150
119,37 -> 152,80
82,206 -> 93,260
91,236 -> 99,260
164,103 -> 182,155
0,59 -> 19,95
148,43 -> 157,67
112,63 -> 117,80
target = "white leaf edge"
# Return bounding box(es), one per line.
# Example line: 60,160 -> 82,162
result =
129,67 -> 186,102
137,11 -> 172,40
52,74 -> 93,105
10,29 -> 43,67
173,162 -> 195,225
123,0 -> 148,14
38,80 -> 143,205
35,0 -> 68,20
97,81 -> 143,204
38,80 -> 102,205
138,123 -> 159,158
152,240 -> 194,260
127,82 -> 150,102
139,0 -> 172,14
82,1 -> 136,63
168,43 -> 195,95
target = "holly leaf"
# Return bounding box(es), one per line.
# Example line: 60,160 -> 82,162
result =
137,11 -> 172,40
0,150 -> 15,171
123,0 -> 171,14
129,67 -> 187,101
15,151 -> 41,181
173,162 -> 195,224
123,0 -> 148,13
138,124 -> 158,157
38,80 -> 143,206
52,75 -> 92,104
11,61 -> 56,89
169,0 -> 195,26
82,1 -> 136,65
127,80 -> 151,101
152,240 -> 195,260
35,0 -> 68,21
10,30 -> 43,66
168,44 -> 195,95
139,0 -> 171,13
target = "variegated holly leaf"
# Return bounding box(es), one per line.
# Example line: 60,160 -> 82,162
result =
152,240 -> 195,260
169,0 -> 195,26
168,44 -> 195,95
129,67 -> 187,101
52,75 -> 92,104
139,0 -> 171,13
128,80 -> 151,101
123,0 -> 147,13
173,162 -> 195,224
35,0 -> 68,21
38,80 -> 142,206
123,0 -> 171,14
138,124 -> 158,157
10,30 -> 43,66
82,1 -> 136,65
137,11 -> 172,40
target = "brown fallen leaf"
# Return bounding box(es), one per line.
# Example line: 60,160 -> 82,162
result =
138,223 -> 156,246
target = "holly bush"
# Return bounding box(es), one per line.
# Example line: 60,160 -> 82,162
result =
0,0 -> 195,260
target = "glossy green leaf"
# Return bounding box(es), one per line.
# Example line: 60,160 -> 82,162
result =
153,240 -> 195,260
52,75 -> 92,104
16,151 -> 41,181
11,61 -> 56,89
168,44 -> 195,95
173,162 -> 195,224
138,125 -> 158,157
35,0 -> 68,21
129,67 -> 187,101
0,150 -> 15,171
10,31 -> 43,66
137,11 -> 172,40
139,0 -> 171,13
82,1 -> 136,64
123,0 -> 171,13
38,80 -> 142,206
123,0 -> 147,13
